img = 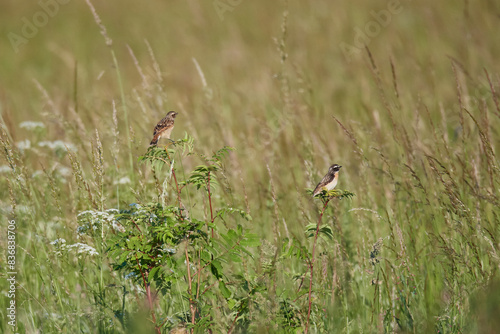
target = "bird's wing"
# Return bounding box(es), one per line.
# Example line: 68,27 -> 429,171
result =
313,173 -> 334,195
153,117 -> 173,136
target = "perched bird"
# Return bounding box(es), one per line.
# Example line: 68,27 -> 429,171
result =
312,164 -> 342,197
150,111 -> 178,146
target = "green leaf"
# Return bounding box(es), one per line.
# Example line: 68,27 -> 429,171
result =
118,251 -> 130,264
319,225 -> 334,240
305,224 -> 334,240
310,188 -> 356,202
227,229 -> 238,240
215,207 -> 252,221
211,146 -> 234,163
227,298 -> 236,310
229,252 -> 243,263
148,266 -> 161,283
219,280 -> 231,299
240,247 -> 253,258
211,260 -> 223,279
304,224 -> 316,231
205,244 -> 218,257
241,234 -> 261,247
220,232 -> 232,245
200,250 -> 211,263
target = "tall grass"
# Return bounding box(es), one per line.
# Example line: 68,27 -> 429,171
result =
1,0 -> 499,333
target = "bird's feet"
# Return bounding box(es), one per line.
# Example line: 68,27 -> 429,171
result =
163,139 -> 176,152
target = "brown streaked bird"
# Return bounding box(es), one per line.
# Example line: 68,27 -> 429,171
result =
150,111 -> 178,146
312,164 -> 342,197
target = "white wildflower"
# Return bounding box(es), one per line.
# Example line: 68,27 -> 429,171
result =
38,140 -> 77,152
76,226 -> 86,234
162,247 -> 176,254
125,272 -> 138,280
15,205 -> 30,214
67,243 -> 99,256
42,312 -> 62,319
56,166 -> 72,177
51,238 -> 66,246
76,210 -> 95,217
16,139 -> 31,152
77,210 -> 95,217
77,209 -> 122,235
129,284 -> 143,294
20,121 -> 45,130
0,202 -> 13,215
50,238 -> 68,257
0,165 -> 12,173
111,221 -> 125,233
113,177 -> 131,185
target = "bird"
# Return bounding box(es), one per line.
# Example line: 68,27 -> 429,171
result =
150,111 -> 178,146
312,164 -> 342,197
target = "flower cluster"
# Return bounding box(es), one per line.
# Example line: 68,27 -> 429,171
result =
50,238 -> 98,257
76,209 -> 124,235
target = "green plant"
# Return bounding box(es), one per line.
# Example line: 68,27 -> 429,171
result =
99,141 -> 260,333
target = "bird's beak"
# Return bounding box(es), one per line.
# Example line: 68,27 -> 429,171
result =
339,166 -> 342,169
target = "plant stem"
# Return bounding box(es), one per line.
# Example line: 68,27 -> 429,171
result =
171,167 -> 182,207
196,248 -> 202,301
135,255 -> 160,334
165,149 -> 185,218
207,171 -> 214,238
185,242 -> 196,332
228,309 -> 241,334
191,239 -> 242,280
305,199 -> 330,334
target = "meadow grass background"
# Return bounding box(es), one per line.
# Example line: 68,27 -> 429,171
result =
1,0 -> 500,333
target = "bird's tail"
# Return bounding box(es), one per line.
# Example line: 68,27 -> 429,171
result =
150,137 -> 158,146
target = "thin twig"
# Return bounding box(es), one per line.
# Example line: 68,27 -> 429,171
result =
207,171 -> 215,237
484,68 -> 500,118
185,241 -> 196,333
196,248 -> 202,301
305,198 -> 330,334
191,239 -> 243,280
165,149 -> 183,211
135,254 -> 160,334
228,309 -> 242,334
